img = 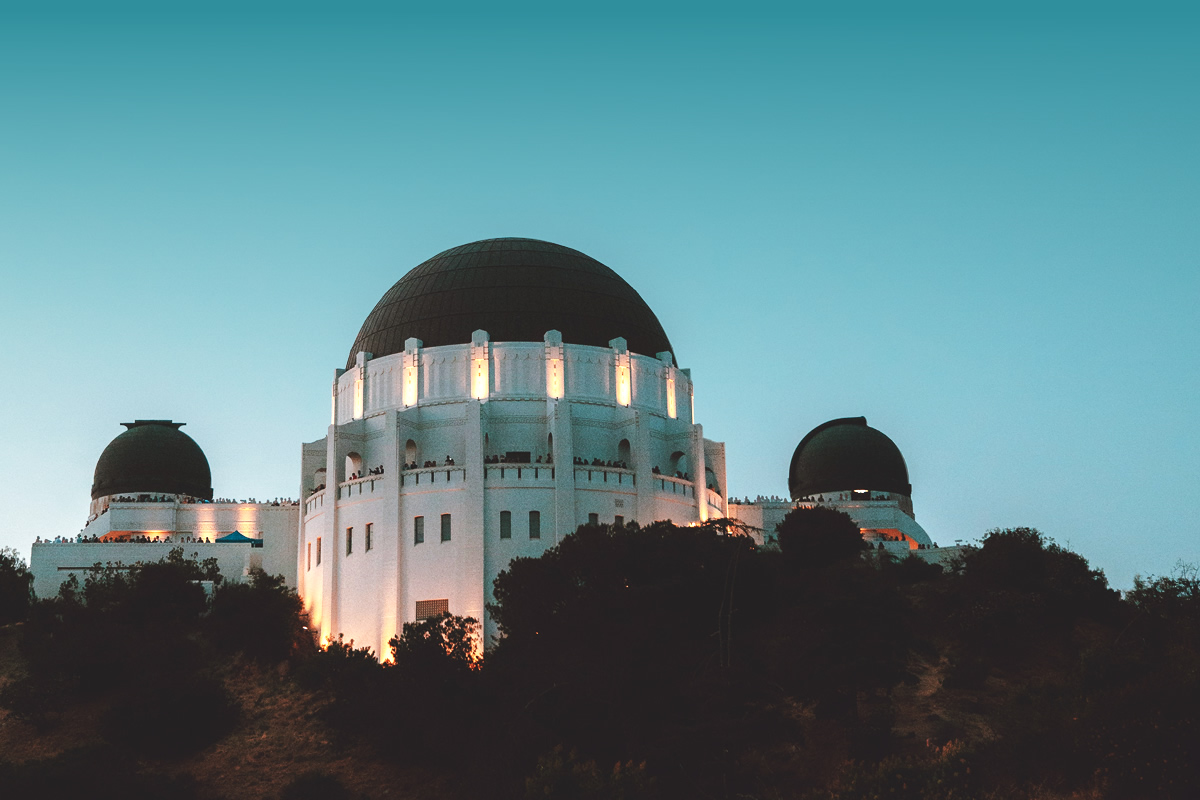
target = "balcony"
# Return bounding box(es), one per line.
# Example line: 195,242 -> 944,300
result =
304,489 -> 326,517
338,475 -> 383,500
653,474 -> 694,498
574,466 -> 635,488
400,466 -> 467,489
485,464 -> 556,483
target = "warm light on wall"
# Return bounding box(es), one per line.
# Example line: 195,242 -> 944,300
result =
666,376 -> 677,419
471,331 -> 490,401
472,357 -> 489,400
353,376 -> 364,419
616,363 -> 631,406
330,386 -> 337,425
403,365 -> 418,407
547,357 -> 563,399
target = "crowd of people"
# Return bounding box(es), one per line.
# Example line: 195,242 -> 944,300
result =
105,494 -> 298,506
729,495 -> 787,505
402,457 -> 455,469
37,533 -> 220,544
487,453 -> 553,464
650,465 -> 691,480
577,457 -> 630,470
347,465 -> 385,480
795,492 -> 894,504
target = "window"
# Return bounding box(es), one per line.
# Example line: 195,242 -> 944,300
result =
415,599 -> 449,621
365,523 -> 373,551
346,527 -> 353,555
441,513 -> 452,542
588,513 -> 599,526
500,510 -> 511,539
306,542 -> 311,571
615,515 -> 624,527
316,537 -> 322,565
529,510 -> 540,539
414,516 -> 424,545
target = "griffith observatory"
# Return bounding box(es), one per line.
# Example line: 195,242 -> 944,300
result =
30,238 -> 951,655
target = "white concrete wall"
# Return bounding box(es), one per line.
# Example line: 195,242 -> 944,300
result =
302,333 -> 723,657
30,541 -> 254,600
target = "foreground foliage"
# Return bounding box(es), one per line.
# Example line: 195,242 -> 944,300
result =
3,522 -> 1199,799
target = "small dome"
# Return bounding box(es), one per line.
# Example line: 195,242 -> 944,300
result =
788,417 -> 912,500
91,421 -> 213,500
346,238 -> 674,369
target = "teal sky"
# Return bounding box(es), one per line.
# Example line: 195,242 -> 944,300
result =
1,4 -> 1196,588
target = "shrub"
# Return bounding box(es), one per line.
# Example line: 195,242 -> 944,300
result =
209,568 -> 309,663
0,546 -> 33,624
101,675 -> 240,757
279,770 -> 358,800
775,507 -> 867,569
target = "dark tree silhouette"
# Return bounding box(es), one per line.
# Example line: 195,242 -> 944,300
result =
0,547 -> 33,625
775,505 -> 868,568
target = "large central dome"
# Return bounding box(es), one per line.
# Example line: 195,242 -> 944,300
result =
346,238 -> 674,369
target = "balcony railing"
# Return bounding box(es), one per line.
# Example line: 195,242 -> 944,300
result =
574,466 -> 635,487
485,465 -> 556,482
338,476 -> 382,499
400,466 -> 467,488
654,475 -> 694,498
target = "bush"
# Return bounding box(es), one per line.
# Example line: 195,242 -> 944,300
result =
101,675 -> 240,757
813,740 -> 978,800
279,770 -> 359,800
209,568 -> 309,663
0,546 -> 33,624
0,745 -> 200,799
525,745 -> 656,800
775,507 -> 867,569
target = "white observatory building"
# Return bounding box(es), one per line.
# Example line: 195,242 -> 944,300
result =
296,238 -> 728,652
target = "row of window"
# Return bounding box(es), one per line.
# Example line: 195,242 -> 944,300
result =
308,510 -> 624,564
306,523 -> 376,570
346,523 -> 374,555
413,514 -> 452,545
499,510 -> 540,539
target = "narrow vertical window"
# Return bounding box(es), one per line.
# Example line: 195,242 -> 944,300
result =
346,527 -> 353,555
441,513 -> 452,542
588,513 -> 599,526
306,542 -> 311,571
529,510 -> 541,539
365,523 -> 373,552
615,515 -> 624,527
317,537 -> 322,565
414,516 -> 424,545
500,511 -> 511,539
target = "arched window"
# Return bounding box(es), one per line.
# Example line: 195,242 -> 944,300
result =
314,467 -> 326,490
669,451 -> 688,477
345,452 -> 363,481
617,439 -> 631,467
405,439 -> 418,466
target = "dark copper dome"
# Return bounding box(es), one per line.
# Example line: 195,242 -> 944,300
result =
346,238 -> 674,369
788,417 -> 912,500
91,421 -> 213,500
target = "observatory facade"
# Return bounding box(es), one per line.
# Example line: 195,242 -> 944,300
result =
297,239 -> 727,652
28,236 -> 952,658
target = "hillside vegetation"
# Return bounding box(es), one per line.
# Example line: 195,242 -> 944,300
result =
1,513 -> 1198,799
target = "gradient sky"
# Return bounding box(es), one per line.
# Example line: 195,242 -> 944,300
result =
1,4 -> 1196,589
